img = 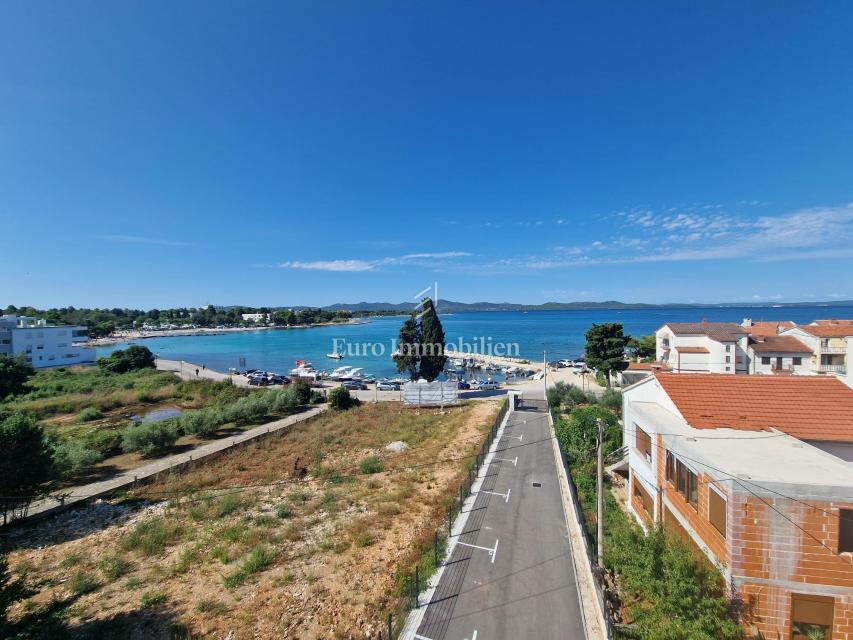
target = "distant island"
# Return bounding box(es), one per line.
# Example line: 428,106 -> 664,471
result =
318,299 -> 853,313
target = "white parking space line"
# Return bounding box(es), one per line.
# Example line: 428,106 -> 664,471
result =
476,488 -> 511,503
492,456 -> 518,466
457,538 -> 500,564
465,630 -> 478,640
501,433 -> 523,442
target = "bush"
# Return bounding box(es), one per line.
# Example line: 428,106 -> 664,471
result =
223,546 -> 274,588
68,571 -> 100,596
359,456 -> 384,474
119,517 -> 184,556
84,428 -> 124,457
599,388 -> 622,411
0,354 -> 34,400
140,590 -> 168,608
0,413 -> 53,524
51,439 -> 103,478
121,419 -> 180,456
553,405 -> 621,464
76,407 -> 104,423
98,554 -> 130,582
546,382 -> 596,410
292,380 -> 313,405
97,345 -> 156,374
328,386 -> 359,410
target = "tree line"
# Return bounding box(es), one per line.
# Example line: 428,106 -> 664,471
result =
0,304 -> 382,337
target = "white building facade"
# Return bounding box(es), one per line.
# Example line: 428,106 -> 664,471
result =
655,322 -> 749,374
0,315 -> 94,368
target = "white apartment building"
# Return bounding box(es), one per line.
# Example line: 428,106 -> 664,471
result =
655,322 -> 749,374
241,313 -> 271,324
0,315 -> 94,368
779,323 -> 851,377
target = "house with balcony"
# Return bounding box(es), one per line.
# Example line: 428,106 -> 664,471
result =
623,373 -> 853,640
0,315 -> 94,368
746,334 -> 814,375
780,324 -> 852,376
655,322 -> 750,374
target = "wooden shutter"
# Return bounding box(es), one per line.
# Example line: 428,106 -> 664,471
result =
708,488 -> 727,538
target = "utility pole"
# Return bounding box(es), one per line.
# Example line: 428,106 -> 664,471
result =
543,350 -> 547,401
596,417 -> 604,568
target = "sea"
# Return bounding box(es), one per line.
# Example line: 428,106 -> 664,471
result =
96,306 -> 851,379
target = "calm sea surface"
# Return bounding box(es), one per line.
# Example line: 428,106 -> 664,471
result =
96,306 -> 850,378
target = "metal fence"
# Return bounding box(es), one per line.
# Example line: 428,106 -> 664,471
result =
377,397 -> 509,639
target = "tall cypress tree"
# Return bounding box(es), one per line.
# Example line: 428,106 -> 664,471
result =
418,298 -> 447,382
393,313 -> 421,381
584,322 -> 629,387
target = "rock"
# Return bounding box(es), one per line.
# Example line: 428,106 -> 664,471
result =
385,441 -> 408,453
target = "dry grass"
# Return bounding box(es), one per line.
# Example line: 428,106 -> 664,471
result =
5,399 -> 500,639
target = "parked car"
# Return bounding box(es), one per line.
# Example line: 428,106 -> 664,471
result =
477,381 -> 500,390
376,381 -> 400,391
343,380 -> 368,391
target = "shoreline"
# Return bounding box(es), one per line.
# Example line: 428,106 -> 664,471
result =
86,318 -> 370,347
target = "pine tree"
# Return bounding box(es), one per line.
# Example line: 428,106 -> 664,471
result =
585,323 -> 629,387
418,298 -> 448,382
393,313 -> 421,381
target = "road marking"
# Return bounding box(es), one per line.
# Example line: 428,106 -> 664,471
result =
414,634 -> 435,640
502,433 -> 523,442
466,631 -> 478,640
456,537 -> 500,564
477,488 -> 511,503
492,456 -> 518,466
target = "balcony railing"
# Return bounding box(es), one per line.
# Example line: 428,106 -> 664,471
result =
820,346 -> 847,354
818,364 -> 847,374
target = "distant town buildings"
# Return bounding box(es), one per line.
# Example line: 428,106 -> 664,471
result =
652,318 -> 851,381
0,315 -> 93,368
621,373 -> 853,640
241,313 -> 271,324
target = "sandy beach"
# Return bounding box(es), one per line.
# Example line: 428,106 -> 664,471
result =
86,318 -> 369,346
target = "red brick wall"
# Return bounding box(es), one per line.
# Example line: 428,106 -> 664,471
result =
729,493 -> 853,639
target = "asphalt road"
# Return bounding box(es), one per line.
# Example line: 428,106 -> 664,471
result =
413,397 -> 586,640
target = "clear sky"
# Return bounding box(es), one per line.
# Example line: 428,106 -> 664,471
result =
2,2 -> 852,309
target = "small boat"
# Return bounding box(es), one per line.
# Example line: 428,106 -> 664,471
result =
326,352 -> 344,360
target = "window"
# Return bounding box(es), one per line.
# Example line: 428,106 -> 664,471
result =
725,345 -> 731,352
725,366 -> 730,372
48,355 -> 55,361
708,487 -> 727,538
633,476 -> 654,517
793,357 -> 802,366
665,450 -> 675,483
725,355 -> 731,363
840,509 -> 853,554
635,425 -> 652,463
36,344 -> 44,350
674,459 -> 698,510
791,593 -> 834,640
687,468 -> 698,508
762,357 -> 771,365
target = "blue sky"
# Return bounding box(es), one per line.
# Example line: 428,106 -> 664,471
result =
2,2 -> 852,309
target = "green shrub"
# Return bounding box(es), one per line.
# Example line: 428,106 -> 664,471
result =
328,386 -> 359,410
223,546 -> 274,588
76,407 -> 104,423
599,388 -> 622,411
68,571 -> 100,595
121,419 -> 180,456
215,493 -> 242,517
97,346 -> 155,374
119,517 -> 184,556
84,428 -> 124,457
359,456 -> 384,474
51,439 -> 103,477
196,599 -> 226,614
98,554 -> 130,582
140,590 -> 168,608
275,503 -> 293,519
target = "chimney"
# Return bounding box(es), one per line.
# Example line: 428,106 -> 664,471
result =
742,317 -> 753,327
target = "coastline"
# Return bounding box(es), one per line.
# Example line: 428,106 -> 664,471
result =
86,318 -> 369,347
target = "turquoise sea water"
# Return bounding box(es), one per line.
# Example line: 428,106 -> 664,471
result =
96,306 -> 851,379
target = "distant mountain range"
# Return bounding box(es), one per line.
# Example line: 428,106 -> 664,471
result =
318,299 -> 853,313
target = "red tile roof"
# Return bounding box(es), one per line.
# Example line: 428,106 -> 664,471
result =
748,335 -> 812,354
662,322 -> 747,341
627,361 -> 671,371
744,321 -> 795,337
674,346 -> 710,354
813,319 -> 853,326
798,325 -> 853,338
655,373 -> 853,442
